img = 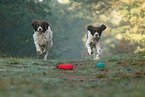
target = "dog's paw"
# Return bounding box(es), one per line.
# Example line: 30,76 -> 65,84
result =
94,57 -> 100,60
37,51 -> 43,55
44,58 -> 47,60
88,49 -> 93,55
94,55 -> 100,60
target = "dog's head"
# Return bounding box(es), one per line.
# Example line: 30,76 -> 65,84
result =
87,24 -> 106,37
32,21 -> 49,33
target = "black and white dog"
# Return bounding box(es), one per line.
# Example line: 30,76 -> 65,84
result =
32,21 -> 53,60
85,24 -> 106,60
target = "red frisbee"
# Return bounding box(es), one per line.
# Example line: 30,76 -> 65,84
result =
56,64 -> 73,70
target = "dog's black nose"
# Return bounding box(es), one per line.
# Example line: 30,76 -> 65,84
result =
95,34 -> 99,37
39,28 -> 41,31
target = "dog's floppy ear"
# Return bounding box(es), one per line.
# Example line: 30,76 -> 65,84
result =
100,24 -> 106,31
32,21 -> 37,31
87,25 -> 94,32
98,24 -> 107,36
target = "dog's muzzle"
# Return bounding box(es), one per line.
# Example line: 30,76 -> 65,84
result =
37,27 -> 43,32
94,32 -> 99,38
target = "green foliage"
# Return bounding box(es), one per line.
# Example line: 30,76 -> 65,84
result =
0,0 -> 52,57
114,0 -> 145,34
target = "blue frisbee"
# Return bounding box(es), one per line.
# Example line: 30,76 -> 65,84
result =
96,63 -> 104,68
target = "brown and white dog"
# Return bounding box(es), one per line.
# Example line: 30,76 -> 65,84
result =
32,21 -> 53,60
85,24 -> 106,60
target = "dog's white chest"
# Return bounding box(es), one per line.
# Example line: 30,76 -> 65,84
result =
33,32 -> 49,46
37,33 -> 47,45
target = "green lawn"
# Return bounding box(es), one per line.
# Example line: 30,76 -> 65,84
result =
0,53 -> 145,97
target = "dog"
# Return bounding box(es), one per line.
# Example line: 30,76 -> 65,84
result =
32,21 -> 53,60
85,24 -> 106,60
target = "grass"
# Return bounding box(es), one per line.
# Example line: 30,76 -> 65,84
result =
0,53 -> 145,97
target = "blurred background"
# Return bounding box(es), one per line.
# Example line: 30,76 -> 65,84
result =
0,0 -> 145,60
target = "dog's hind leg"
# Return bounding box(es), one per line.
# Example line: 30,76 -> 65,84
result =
44,51 -> 48,60
43,45 -> 50,60
43,48 -> 47,54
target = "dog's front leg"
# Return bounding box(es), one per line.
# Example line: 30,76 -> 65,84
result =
85,31 -> 94,55
85,39 -> 93,55
85,40 -> 92,55
94,41 -> 101,60
34,43 -> 43,55
33,34 -> 42,55
86,45 -> 93,55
